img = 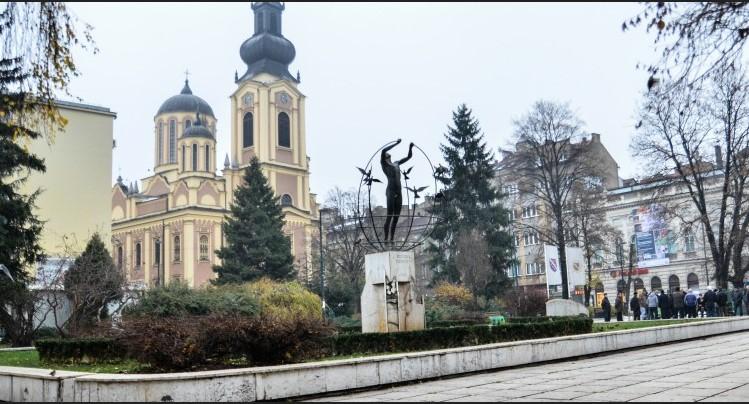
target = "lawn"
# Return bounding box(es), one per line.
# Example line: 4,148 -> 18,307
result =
592,318 -> 707,332
0,350 -> 145,374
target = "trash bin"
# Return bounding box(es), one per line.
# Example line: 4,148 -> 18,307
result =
489,315 -> 505,326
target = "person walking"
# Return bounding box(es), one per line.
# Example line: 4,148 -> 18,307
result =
658,289 -> 670,320
615,292 -> 624,322
717,288 -> 728,316
733,286 -> 745,316
648,290 -> 659,320
685,289 -> 698,318
630,292 -> 641,321
602,293 -> 612,322
673,287 -> 685,319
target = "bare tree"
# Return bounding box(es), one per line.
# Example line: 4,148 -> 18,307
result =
632,65 -> 749,288
503,100 -> 603,299
625,2 -> 749,89
455,229 -> 492,305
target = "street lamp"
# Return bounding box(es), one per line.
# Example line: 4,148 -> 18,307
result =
318,207 -> 334,319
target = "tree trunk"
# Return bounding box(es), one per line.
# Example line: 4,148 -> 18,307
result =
556,217 -> 569,300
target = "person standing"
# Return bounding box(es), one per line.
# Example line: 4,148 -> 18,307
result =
733,286 -> 745,316
673,287 -> 685,319
615,292 -> 624,322
630,292 -> 641,321
697,293 -> 706,318
648,290 -> 659,320
658,289 -> 670,320
717,288 -> 728,316
602,293 -> 612,322
638,289 -> 648,320
685,289 -> 698,318
706,288 -> 719,317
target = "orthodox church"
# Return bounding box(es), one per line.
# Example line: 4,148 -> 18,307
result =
111,2 -> 319,288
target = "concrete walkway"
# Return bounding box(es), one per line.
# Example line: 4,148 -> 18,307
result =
304,331 -> 749,402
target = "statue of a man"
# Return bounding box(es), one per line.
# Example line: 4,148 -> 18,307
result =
381,139 -> 414,245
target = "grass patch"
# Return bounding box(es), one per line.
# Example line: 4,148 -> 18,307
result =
593,319 -> 707,332
0,350 -> 145,374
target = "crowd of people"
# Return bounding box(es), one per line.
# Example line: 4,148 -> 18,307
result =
600,285 -> 749,322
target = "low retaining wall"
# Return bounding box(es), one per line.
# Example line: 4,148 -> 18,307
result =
2,317 -> 749,402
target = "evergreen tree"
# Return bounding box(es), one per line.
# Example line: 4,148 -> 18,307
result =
64,233 -> 124,333
213,157 -> 295,283
429,104 -> 515,298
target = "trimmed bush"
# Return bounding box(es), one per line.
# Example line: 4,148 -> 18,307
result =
35,338 -> 125,364
427,319 -> 487,328
325,317 -> 592,357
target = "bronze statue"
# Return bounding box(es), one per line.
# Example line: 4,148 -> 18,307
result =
381,139 -> 414,244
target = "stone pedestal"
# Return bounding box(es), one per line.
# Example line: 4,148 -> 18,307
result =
361,251 -> 425,333
545,298 -> 589,317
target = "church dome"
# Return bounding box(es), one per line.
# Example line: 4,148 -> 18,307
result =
237,2 -> 297,82
157,79 -> 215,118
182,113 -> 213,139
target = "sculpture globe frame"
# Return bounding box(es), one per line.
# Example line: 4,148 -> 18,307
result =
355,140 -> 443,253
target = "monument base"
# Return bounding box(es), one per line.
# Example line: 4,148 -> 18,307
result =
545,298 -> 589,317
361,250 -> 425,333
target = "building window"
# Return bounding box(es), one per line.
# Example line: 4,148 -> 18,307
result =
270,13 -> 278,34
243,112 -> 253,148
154,239 -> 161,267
169,120 -> 176,163
514,234 -> 520,247
157,122 -> 163,165
507,262 -> 519,278
192,144 -> 198,171
503,183 -> 518,195
651,276 -> 662,291
281,194 -> 292,206
687,273 -> 699,289
199,235 -> 209,262
173,235 -> 181,262
181,145 -> 186,172
617,279 -> 626,293
508,209 -> 516,221
684,231 -> 696,252
669,275 -> 680,292
278,112 -> 290,148
257,11 -> 264,32
117,246 -> 123,269
522,204 -> 537,218
135,242 -> 142,268
205,146 -> 210,172
185,119 -> 191,129
634,277 -> 644,292
526,262 -> 544,275
524,231 -> 539,246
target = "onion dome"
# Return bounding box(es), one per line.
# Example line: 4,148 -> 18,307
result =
182,112 -> 213,139
238,2 -> 297,82
157,79 -> 215,118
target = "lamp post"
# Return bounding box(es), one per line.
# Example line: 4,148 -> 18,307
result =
616,237 -> 624,295
318,207 -> 333,319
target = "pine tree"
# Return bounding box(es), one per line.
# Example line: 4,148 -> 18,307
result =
429,104 -> 515,298
213,157 -> 295,283
64,233 -> 124,332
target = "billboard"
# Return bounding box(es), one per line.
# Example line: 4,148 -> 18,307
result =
632,204 -> 675,267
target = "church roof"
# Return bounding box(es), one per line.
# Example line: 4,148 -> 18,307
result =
157,79 -> 215,118
238,2 -> 298,83
182,112 -> 213,139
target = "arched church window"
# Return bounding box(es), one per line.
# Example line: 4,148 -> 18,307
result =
117,245 -> 123,269
243,112 -> 253,148
181,145 -> 186,172
199,235 -> 209,261
278,112 -> 290,148
158,122 -> 163,165
281,194 -> 292,206
173,235 -> 181,263
135,242 -> 142,268
154,239 -> 161,267
169,120 -> 176,163
192,144 -> 198,171
185,120 -> 191,129
205,146 -> 210,172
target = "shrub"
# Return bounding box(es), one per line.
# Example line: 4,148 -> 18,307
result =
122,282 -> 261,318
242,278 -> 321,321
433,282 -> 474,307
117,314 -> 332,371
35,338 -> 125,364
325,317 -> 592,357
501,288 -> 548,317
33,326 -> 61,341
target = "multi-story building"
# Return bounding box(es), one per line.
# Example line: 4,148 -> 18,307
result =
496,133 -> 620,299
111,2 -> 319,289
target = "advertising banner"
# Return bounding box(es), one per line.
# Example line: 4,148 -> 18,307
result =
632,204 -> 674,267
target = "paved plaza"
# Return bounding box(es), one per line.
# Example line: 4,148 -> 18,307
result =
304,331 -> 749,402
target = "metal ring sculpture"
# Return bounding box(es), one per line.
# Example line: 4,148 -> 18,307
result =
355,141 -> 443,252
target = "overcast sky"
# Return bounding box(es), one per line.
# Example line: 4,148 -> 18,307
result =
65,2 -> 656,202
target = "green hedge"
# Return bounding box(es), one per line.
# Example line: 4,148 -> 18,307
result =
325,317 -> 592,357
35,338 -> 126,364
427,319 -> 487,328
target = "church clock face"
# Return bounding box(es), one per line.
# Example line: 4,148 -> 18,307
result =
280,93 -> 290,105
242,94 -> 253,106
